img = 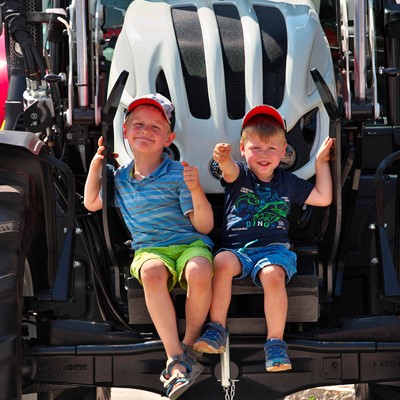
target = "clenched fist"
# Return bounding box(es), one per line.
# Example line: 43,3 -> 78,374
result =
213,143 -> 232,165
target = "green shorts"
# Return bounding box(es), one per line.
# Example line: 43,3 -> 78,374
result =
131,240 -> 213,291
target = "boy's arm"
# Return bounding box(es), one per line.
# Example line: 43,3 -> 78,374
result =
182,161 -> 214,234
83,137 -> 105,211
214,143 -> 239,183
305,137 -> 335,207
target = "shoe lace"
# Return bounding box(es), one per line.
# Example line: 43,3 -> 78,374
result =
266,343 -> 287,358
204,327 -> 225,342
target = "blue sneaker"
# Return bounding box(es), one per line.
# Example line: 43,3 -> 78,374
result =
264,339 -> 292,372
193,322 -> 228,354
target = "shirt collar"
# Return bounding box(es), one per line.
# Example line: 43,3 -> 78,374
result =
128,153 -> 171,182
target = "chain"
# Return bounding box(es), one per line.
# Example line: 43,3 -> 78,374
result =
230,380 -> 236,399
223,380 -> 237,400
223,386 -> 230,400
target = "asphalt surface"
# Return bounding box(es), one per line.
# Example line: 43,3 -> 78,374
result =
111,386 -> 356,399
112,388 -> 165,399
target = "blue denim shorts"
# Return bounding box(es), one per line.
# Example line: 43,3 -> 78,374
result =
216,243 -> 297,287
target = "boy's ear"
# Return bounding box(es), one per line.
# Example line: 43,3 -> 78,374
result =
165,132 -> 176,146
123,123 -> 127,137
240,139 -> 245,156
281,143 -> 287,157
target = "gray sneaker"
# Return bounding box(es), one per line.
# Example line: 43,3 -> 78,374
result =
181,342 -> 202,361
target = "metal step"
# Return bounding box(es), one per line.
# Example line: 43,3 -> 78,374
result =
127,255 -> 320,332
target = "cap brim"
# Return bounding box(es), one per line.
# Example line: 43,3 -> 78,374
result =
125,98 -> 171,125
242,105 -> 286,131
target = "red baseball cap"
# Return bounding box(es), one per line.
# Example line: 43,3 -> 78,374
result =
125,93 -> 175,130
242,105 -> 286,131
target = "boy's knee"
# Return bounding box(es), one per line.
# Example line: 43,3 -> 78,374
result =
214,251 -> 239,275
259,265 -> 286,286
214,251 -> 231,264
140,260 -> 169,286
185,257 -> 212,285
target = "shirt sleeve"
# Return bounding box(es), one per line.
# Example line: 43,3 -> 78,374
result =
288,172 -> 314,204
220,161 -> 245,187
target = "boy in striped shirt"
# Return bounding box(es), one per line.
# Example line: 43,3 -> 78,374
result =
84,93 -> 213,400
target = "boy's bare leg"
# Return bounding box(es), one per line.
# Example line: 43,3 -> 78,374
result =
209,251 -> 242,327
183,256 -> 213,346
258,265 -> 288,339
140,260 -> 183,359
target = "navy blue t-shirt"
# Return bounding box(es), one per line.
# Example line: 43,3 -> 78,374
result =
220,162 -> 314,249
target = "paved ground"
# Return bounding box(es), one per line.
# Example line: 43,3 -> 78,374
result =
285,385 -> 355,399
112,385 -> 356,399
112,388 -> 164,399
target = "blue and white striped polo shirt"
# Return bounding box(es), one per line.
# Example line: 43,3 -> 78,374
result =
114,155 -> 213,251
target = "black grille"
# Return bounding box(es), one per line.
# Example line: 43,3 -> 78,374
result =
254,5 -> 287,108
214,4 -> 245,120
172,6 -> 210,119
171,5 -> 288,120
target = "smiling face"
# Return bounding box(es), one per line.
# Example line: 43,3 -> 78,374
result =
240,116 -> 286,182
123,104 -> 175,156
